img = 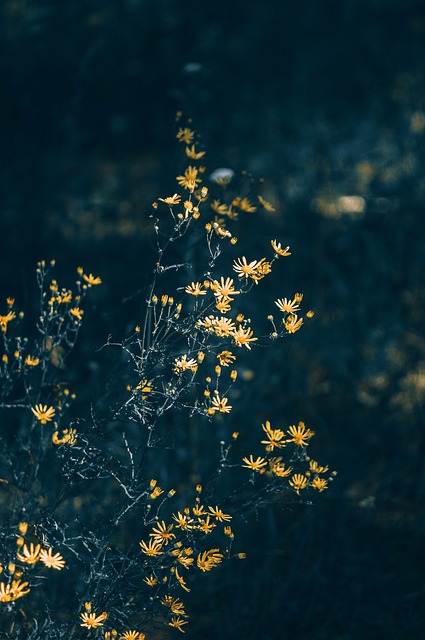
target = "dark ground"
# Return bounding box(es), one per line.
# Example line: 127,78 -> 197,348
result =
1,0 -> 425,638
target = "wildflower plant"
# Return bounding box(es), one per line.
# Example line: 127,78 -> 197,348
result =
0,115 -> 332,638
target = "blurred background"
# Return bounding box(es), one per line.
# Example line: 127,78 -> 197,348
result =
1,0 -> 425,638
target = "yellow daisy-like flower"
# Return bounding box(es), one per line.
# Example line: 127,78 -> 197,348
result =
209,394 -> 232,414
169,616 -> 189,633
260,421 -> 286,451
258,195 -> 276,212
149,521 -> 175,546
271,240 -> 291,256
158,193 -> 181,205
232,326 -> 258,350
210,199 -> 231,215
185,144 -> 206,159
174,355 -> 198,375
82,273 -> 102,286
16,542 -> 41,564
232,196 -> 256,212
184,282 -> 207,296
197,515 -> 216,534
0,311 -> 16,332
197,549 -> 223,572
287,421 -> 314,447
288,474 -> 308,494
119,631 -> 145,640
192,504 -> 206,517
309,460 -> 329,474
212,277 -> 240,301
212,316 -> 236,337
268,457 -> 292,477
139,539 -> 164,557
31,404 -> 56,424
143,575 -> 158,587
207,506 -> 232,522
0,579 -> 30,602
39,548 -> 65,570
69,307 -> 84,321
241,455 -> 267,472
176,127 -> 194,144
284,314 -> 303,334
275,296 -> 302,314
176,165 -> 201,191
233,256 -> 259,279
251,259 -> 272,282
215,299 -> 232,313
217,350 -> 236,366
80,611 -> 108,629
25,355 -> 40,366
310,477 -> 328,492
172,511 -> 195,530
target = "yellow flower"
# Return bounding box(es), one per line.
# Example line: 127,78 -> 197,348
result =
52,428 -> 77,445
217,350 -> 236,366
260,421 -> 286,451
310,477 -> 328,492
176,165 -> 201,191
82,273 -> 102,286
210,199 -> 231,215
196,549 -> 223,572
287,421 -> 314,447
169,616 -> 189,633
139,539 -> 164,557
192,504 -> 206,517
241,455 -> 267,472
275,296 -> 302,314
25,355 -> 40,366
210,395 -> 232,414
174,568 -> 191,592
269,457 -> 292,477
174,355 -> 198,375
288,474 -> 308,494
119,631 -> 145,640
232,326 -> 258,350
31,404 -> 56,424
185,144 -> 206,159
39,548 -> 65,570
176,127 -> 194,144
143,575 -> 158,587
69,307 -> 84,321
232,196 -> 256,212
207,506 -> 232,522
80,611 -> 108,629
309,460 -> 329,474
184,282 -> 207,296
172,512 -> 195,530
251,258 -> 272,282
258,195 -> 276,211
0,579 -> 30,602
158,193 -> 181,205
215,298 -> 232,313
197,515 -> 216,534
271,240 -> 291,256
212,277 -> 240,301
150,486 -> 164,499
0,311 -> 16,332
149,521 -> 175,545
233,256 -> 259,279
17,542 -> 41,564
212,316 -> 236,337
284,314 -> 303,333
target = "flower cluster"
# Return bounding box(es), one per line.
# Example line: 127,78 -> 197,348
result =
242,420 -> 336,496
